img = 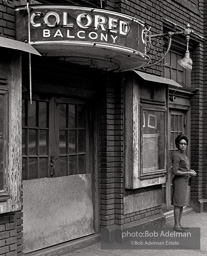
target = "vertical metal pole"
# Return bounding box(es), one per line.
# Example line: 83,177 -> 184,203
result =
26,1 -> 32,104
29,53 -> 32,104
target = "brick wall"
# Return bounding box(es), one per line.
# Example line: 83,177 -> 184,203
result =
123,206 -> 162,225
98,74 -> 118,227
190,43 -> 204,201
0,1 -> 22,38
97,73 -> 164,228
98,0 -> 205,228
202,0 -> 207,199
0,211 -> 23,256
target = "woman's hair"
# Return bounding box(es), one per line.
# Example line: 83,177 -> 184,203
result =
175,134 -> 189,149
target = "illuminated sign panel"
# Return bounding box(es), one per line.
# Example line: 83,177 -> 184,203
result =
16,6 -> 148,71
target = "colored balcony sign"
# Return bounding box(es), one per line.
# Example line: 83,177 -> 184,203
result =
16,5 -> 148,71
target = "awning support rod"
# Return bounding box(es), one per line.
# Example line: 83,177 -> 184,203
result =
26,1 -> 32,105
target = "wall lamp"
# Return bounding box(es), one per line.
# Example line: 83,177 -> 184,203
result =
143,23 -> 193,70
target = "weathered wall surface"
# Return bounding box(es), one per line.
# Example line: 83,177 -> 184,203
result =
0,49 -> 23,255
23,175 -> 94,253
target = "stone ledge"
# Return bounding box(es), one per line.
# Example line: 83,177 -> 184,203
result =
164,206 -> 193,219
191,199 -> 207,213
101,213 -> 165,243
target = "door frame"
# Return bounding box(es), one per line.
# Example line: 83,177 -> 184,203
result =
165,108 -> 190,210
22,92 -> 100,246
164,89 -> 192,211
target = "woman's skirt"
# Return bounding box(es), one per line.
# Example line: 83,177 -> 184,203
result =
172,176 -> 190,207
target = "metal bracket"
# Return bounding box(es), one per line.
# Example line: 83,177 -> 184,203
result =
143,24 -> 193,68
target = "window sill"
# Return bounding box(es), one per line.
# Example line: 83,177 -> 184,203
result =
125,175 -> 166,189
140,170 -> 166,180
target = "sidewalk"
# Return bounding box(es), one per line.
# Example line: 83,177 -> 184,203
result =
62,209 -> 207,256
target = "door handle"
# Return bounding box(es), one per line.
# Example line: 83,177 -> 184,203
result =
50,156 -> 55,177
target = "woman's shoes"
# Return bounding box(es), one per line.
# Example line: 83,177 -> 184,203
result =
180,226 -> 190,230
173,227 -> 187,232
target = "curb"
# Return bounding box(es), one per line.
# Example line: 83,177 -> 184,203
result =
164,207 -> 194,220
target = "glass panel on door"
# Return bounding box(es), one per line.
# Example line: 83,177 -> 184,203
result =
22,97 -> 89,179
57,102 -> 87,176
22,98 -> 49,180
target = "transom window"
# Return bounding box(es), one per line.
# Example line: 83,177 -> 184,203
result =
163,51 -> 191,87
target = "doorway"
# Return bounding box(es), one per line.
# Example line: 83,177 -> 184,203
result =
163,109 -> 188,211
162,46 -> 192,212
22,94 -> 96,253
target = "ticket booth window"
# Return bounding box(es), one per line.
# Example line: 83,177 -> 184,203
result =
141,109 -> 166,176
125,72 -> 168,189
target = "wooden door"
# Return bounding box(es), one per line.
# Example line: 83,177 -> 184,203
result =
163,48 -> 192,212
22,95 -> 95,253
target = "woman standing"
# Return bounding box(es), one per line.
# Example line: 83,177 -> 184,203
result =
172,134 -> 196,232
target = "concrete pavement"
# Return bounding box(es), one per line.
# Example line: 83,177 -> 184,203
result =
62,209 -> 207,256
